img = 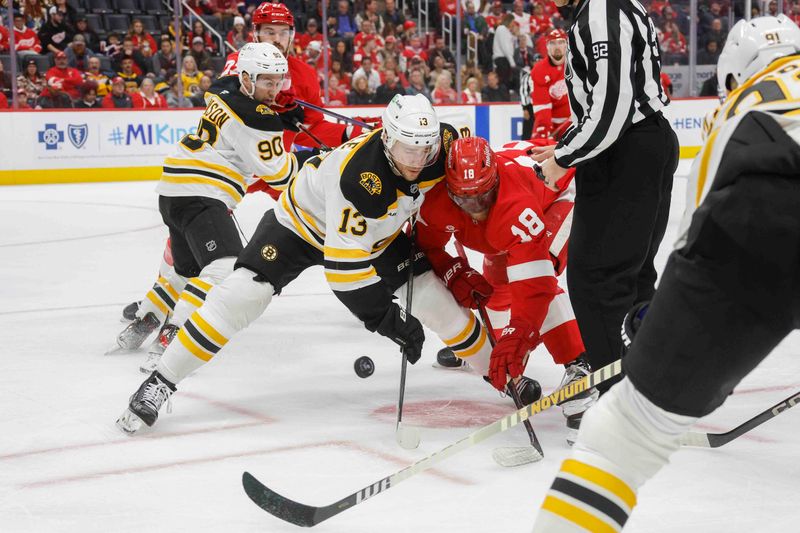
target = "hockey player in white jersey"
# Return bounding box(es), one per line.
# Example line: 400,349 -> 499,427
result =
116,95 -> 506,434
532,16 -> 800,532
108,43 -> 299,371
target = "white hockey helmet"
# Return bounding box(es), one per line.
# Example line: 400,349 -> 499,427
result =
717,15 -> 800,92
381,94 -> 441,171
238,42 -> 289,98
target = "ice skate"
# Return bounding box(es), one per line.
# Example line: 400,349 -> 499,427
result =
557,355 -> 599,445
140,323 -> 178,374
508,375 -> 542,406
106,312 -> 160,354
116,371 -> 176,434
121,300 -> 141,322
433,347 -> 469,370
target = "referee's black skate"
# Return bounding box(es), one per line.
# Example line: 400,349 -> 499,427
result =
106,312 -> 160,355
116,371 -> 176,434
558,355 -> 599,445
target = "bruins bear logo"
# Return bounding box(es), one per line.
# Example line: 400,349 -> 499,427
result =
359,172 -> 382,195
255,104 -> 274,116
261,244 -> 278,261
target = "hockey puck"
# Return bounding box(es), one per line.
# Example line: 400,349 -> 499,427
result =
354,356 -> 375,378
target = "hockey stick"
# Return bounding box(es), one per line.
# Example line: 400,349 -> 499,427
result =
681,389 -> 800,448
452,241 -> 544,465
294,121 -> 332,151
295,99 -> 376,130
396,217 -> 420,450
242,359 -> 623,527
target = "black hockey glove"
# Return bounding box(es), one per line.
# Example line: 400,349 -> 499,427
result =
621,301 -> 649,356
276,105 -> 305,132
376,303 -> 425,364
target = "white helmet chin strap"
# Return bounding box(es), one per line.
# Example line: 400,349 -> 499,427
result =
243,71 -> 256,99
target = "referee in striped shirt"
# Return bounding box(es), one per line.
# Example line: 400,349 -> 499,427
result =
532,0 -> 678,393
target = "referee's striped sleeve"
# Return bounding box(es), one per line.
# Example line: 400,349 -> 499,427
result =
554,0 -> 637,167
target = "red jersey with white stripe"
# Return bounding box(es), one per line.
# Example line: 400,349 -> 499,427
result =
531,57 -> 570,137
417,140 -> 575,335
221,51 -> 348,149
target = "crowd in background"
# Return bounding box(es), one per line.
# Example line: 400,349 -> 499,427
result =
0,0 -> 795,109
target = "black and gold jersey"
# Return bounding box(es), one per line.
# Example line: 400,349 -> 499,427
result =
156,76 -> 298,208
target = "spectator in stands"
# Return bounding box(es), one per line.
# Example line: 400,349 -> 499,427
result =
102,76 -> 133,108
374,68 -> 404,103
333,0 -> 358,40
515,32 -> 535,71
40,6 -> 73,54
189,20 -> 217,54
702,18 -> 728,48
326,74 -> 348,105
294,18 -> 322,54
153,37 -> 177,79
0,91 -> 7,109
661,21 -> 688,65
700,70 -> 719,97
166,76 -> 193,108
381,0 -> 405,28
379,35 -> 400,65
117,36 -> 150,75
405,67 -> 432,100
439,0 -> 457,17
354,20 -> 384,50
532,3 -> 553,35
129,19 -> 158,53
428,36 -> 455,71
352,56 -> 381,93
381,56 -> 408,87
408,54 -> 430,79
698,39 -> 721,65
428,55 -> 449,90
485,0 -> 505,30
74,81 -> 102,108
189,36 -> 214,72
181,55 -> 204,97
492,14 -> 516,89
12,12 -> 42,56
660,71 -> 673,97
768,0 -> 779,16
353,36 -> 380,68
35,76 -> 73,109
21,0 -> 47,32
228,16 -> 252,50
460,59 -> 483,88
52,0 -> 78,31
325,61 -> 349,92
511,0 -> 535,35
432,70 -> 458,104
481,70 -> 509,102
332,40 -> 354,71
401,20 -> 418,42
74,17 -> 101,53
0,62 -> 11,99
303,41 -> 324,70
699,2 -> 727,34
791,2 -> 800,26
117,57 -> 142,92
348,76 -> 374,104
462,76 -> 482,103
46,50 -> 83,100
357,0 -> 385,34
105,33 -> 123,63
751,5 -> 761,18
85,56 -> 111,96
132,77 -> 168,108
66,34 -> 96,72
213,0 -> 241,25
463,1 -> 489,35
17,59 -> 45,104
403,35 -> 429,64
0,24 -> 8,53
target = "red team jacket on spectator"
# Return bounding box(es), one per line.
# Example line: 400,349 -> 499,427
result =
45,65 -> 84,100
131,91 -> 167,108
417,140 -> 575,338
0,26 -> 8,52
531,56 -> 570,137
14,26 -> 43,53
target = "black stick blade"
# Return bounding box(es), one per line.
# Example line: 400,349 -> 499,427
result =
242,472 -> 319,527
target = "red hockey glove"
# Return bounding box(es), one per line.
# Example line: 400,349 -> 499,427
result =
441,257 -> 493,309
353,115 -> 382,129
273,87 -> 298,111
488,319 -> 538,391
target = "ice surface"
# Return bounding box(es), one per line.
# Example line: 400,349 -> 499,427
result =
1,163 -> 798,532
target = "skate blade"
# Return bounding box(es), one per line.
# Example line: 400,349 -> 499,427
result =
116,409 -> 146,434
105,343 -> 129,355
431,361 -> 470,371
492,446 -> 544,467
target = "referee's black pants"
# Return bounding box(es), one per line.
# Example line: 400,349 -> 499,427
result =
567,113 -> 679,392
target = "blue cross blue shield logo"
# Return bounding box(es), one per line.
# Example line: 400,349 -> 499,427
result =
68,124 -> 89,149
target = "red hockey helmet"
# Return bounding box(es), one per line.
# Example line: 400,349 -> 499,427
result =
252,2 -> 294,29
445,137 -> 499,214
546,28 -> 568,42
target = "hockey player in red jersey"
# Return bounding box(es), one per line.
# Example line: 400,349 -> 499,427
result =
219,2 -> 369,152
416,137 -> 598,443
531,29 -> 570,139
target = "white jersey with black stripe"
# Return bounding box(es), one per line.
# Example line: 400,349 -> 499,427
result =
156,78 -> 297,209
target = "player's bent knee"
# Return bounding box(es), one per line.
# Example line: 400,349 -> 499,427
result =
198,256 -> 237,284
406,270 -> 466,332
205,267 -> 274,331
